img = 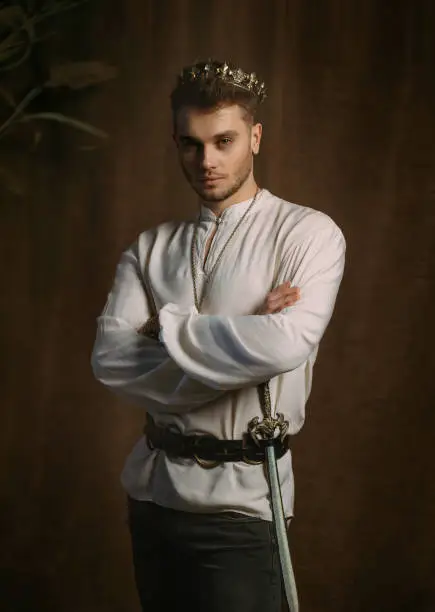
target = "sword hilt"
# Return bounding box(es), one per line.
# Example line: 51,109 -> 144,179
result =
249,381 -> 289,446
248,412 -> 289,446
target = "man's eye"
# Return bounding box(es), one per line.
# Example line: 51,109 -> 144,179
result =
220,138 -> 232,146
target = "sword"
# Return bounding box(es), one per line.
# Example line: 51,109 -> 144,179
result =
249,382 -> 299,612
266,442 -> 299,612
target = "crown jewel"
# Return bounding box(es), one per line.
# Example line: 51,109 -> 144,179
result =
178,60 -> 267,103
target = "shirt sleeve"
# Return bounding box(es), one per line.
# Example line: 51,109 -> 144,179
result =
159,222 -> 346,391
91,240 -> 225,407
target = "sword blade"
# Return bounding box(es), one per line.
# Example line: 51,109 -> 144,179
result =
266,444 -> 299,612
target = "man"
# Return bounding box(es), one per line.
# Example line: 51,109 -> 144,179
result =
91,59 -> 346,612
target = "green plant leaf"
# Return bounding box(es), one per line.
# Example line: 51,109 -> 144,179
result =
0,86 -> 43,138
18,112 -> 109,138
0,4 -> 35,71
46,61 -> 118,90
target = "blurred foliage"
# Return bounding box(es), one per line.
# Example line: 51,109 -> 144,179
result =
0,0 -> 117,195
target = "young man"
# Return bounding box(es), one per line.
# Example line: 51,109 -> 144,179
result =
91,59 -> 346,612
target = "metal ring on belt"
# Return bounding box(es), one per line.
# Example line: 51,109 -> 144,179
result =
144,416 -> 290,469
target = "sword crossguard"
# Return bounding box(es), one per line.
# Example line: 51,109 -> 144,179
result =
248,413 -> 289,446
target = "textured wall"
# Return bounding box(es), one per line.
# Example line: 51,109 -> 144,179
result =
1,1 -> 434,610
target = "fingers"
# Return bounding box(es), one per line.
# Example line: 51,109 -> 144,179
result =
268,286 -> 299,304
269,280 -> 292,298
264,283 -> 300,314
255,281 -> 300,315
269,295 -> 299,313
266,294 -> 298,312
267,285 -> 299,305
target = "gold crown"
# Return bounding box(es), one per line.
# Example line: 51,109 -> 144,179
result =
178,60 -> 267,103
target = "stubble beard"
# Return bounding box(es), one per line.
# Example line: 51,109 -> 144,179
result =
182,156 -> 253,203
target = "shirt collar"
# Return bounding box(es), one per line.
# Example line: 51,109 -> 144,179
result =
199,189 -> 265,223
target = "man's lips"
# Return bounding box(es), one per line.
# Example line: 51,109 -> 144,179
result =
198,176 -> 224,182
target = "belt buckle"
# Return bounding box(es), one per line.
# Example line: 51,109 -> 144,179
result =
193,434 -> 221,469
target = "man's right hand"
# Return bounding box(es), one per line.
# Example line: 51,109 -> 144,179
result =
256,281 -> 300,315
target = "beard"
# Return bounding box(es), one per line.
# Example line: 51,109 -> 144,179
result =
181,153 -> 253,203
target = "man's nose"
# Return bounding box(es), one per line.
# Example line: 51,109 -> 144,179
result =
199,145 -> 217,169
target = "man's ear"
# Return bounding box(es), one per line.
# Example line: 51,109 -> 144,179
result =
252,122 -> 262,155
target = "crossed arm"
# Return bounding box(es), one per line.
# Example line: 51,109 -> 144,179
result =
138,281 -> 300,340
91,222 -> 345,405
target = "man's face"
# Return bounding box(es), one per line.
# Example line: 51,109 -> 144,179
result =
174,104 -> 262,203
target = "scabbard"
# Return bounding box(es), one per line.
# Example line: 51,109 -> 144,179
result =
265,444 -> 299,612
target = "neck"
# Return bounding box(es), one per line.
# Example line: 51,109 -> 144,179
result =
201,175 -> 259,217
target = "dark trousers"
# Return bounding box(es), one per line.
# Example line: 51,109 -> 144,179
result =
127,497 -> 283,612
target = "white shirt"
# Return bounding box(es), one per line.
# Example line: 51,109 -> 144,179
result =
91,189 -> 346,520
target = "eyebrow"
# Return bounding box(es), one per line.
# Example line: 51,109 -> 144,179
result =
179,130 -> 239,144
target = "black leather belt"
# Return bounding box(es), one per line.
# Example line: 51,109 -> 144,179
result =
145,416 -> 290,469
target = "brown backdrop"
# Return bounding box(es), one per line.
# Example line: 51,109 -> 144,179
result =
1,1 -> 435,611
